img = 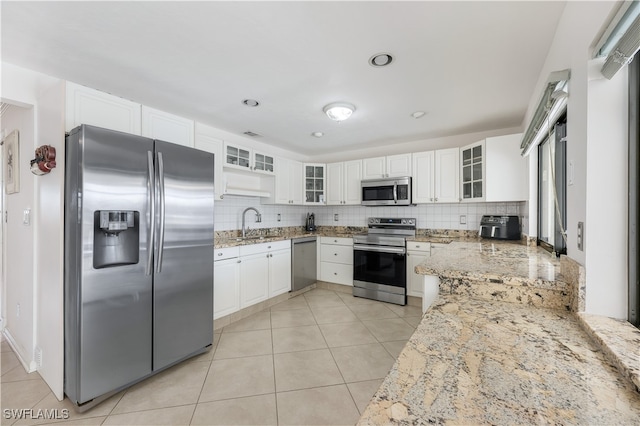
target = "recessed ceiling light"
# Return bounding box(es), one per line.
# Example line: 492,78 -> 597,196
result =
411,111 -> 427,119
311,132 -> 324,138
369,53 -> 394,67
323,102 -> 355,122
242,99 -> 260,107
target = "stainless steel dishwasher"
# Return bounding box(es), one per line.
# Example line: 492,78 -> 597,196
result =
291,236 -> 317,291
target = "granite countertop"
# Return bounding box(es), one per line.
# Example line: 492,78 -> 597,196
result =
415,240 -> 562,286
358,295 -> 640,425
214,229 -> 362,249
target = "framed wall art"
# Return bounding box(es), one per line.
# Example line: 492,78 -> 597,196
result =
4,130 -> 20,194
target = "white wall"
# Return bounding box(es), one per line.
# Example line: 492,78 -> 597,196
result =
585,63 -> 628,317
1,62 -> 65,398
522,1 -> 629,318
1,105 -> 36,370
33,80 -> 66,400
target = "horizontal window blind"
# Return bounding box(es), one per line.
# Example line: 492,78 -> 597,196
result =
520,70 -> 570,156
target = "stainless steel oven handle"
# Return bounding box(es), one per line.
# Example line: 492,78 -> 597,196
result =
354,244 -> 406,254
393,183 -> 397,204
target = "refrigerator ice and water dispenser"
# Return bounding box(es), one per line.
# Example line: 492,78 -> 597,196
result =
93,210 -> 139,268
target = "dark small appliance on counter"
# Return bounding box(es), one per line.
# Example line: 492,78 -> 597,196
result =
305,212 -> 316,232
479,215 -> 521,240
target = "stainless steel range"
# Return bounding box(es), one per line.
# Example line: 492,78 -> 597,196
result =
353,217 -> 416,305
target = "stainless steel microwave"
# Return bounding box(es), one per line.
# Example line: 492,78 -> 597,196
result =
361,177 -> 412,206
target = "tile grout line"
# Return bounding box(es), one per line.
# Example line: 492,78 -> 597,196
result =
269,308 -> 280,426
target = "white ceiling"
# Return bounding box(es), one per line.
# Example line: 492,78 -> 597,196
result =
1,1 -> 566,156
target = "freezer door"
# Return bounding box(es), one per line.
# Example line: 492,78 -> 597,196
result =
153,140 -> 214,370
65,125 -> 154,404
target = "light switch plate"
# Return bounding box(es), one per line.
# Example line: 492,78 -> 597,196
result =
23,209 -> 31,226
334,214 -> 339,221
459,215 -> 466,224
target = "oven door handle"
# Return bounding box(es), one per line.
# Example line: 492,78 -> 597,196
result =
354,244 -> 406,254
392,183 -> 397,204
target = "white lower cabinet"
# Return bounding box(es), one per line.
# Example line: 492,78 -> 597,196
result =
319,237 -> 353,286
268,248 -> 292,297
239,240 -> 291,309
214,240 -> 291,317
406,241 -> 431,297
213,247 -> 240,320
239,252 -> 270,308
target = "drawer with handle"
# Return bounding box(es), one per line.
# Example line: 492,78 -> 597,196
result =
320,244 -> 353,264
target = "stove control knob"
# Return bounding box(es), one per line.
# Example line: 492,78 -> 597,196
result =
369,218 -> 375,224
375,218 -> 380,223
401,219 -> 407,224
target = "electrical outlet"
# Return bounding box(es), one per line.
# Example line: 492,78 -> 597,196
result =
459,215 -> 466,224
577,222 -> 584,251
277,213 -> 281,222
334,214 -> 339,222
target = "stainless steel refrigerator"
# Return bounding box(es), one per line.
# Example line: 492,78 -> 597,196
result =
64,125 -> 214,407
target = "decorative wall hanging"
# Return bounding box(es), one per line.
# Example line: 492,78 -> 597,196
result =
4,130 -> 20,194
30,144 -> 57,175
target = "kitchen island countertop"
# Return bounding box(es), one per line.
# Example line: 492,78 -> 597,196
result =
358,295 -> 640,425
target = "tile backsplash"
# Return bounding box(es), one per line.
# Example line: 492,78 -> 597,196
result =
215,195 -> 527,234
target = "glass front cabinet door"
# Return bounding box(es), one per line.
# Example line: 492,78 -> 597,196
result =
461,141 -> 484,201
304,164 -> 325,204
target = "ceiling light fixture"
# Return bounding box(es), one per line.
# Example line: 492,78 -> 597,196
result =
323,102 -> 355,122
311,132 -> 324,138
242,99 -> 260,107
369,53 -> 394,67
411,111 -> 426,119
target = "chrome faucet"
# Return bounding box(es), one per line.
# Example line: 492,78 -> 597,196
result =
242,207 -> 262,238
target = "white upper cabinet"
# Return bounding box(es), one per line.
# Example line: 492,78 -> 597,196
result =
412,149 -> 459,203
484,133 -> 528,202
270,157 -> 303,205
459,134 -> 527,202
194,129 -> 225,200
362,154 -> 411,179
65,82 -> 141,134
304,163 -> 326,205
326,160 -> 362,205
412,151 -> 435,203
460,141 -> 485,201
362,157 -> 386,179
386,154 -> 412,177
434,148 -> 460,203
141,106 -> 194,147
224,142 -> 275,175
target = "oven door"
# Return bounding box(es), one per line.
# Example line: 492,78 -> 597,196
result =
353,244 -> 406,291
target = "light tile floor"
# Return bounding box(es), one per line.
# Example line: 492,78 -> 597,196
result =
1,288 -> 423,426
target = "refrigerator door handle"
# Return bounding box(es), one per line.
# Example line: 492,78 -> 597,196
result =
146,151 -> 155,276
156,151 -> 166,273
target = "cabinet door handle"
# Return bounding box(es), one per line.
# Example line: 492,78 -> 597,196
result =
217,252 -> 223,256
237,260 -> 241,263
434,197 -> 438,202
430,198 -> 433,202
334,253 -> 337,256
334,272 -> 337,275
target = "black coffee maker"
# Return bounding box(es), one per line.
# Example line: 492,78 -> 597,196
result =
305,213 -> 316,232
